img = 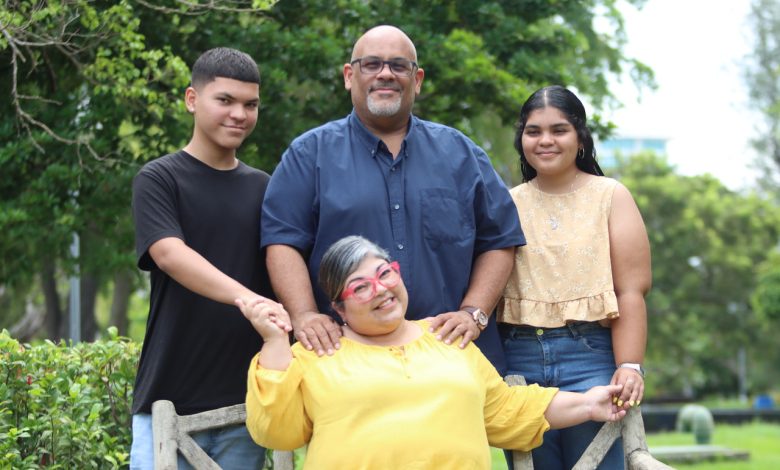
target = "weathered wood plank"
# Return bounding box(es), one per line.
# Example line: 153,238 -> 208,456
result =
629,450 -> 676,470
572,420 -> 621,470
273,450 -> 295,470
505,375 -> 534,470
177,404 -> 246,433
152,400 -> 179,470
178,434 -> 221,470
152,400 -> 260,469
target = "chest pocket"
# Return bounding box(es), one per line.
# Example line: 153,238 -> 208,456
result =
421,188 -> 473,245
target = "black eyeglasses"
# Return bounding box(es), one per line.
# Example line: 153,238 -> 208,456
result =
350,56 -> 418,77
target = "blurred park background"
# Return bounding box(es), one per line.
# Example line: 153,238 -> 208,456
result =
2,0 -> 780,467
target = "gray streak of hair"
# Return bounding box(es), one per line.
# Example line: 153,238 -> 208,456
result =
319,236 -> 390,302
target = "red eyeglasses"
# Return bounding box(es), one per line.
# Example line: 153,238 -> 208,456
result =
340,261 -> 401,303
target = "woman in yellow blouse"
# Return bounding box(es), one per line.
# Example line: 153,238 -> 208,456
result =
238,235 -> 626,469
498,85 -> 652,469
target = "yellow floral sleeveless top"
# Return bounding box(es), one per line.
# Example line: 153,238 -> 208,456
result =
498,177 -> 620,328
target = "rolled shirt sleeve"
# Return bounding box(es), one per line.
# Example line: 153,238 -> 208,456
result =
245,353 -> 313,450
468,345 -> 559,450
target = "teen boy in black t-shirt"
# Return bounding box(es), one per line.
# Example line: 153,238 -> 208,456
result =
130,47 -> 275,469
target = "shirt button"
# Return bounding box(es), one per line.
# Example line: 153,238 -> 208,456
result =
393,204 -> 400,210
390,166 -> 396,172
536,328 -> 544,336
397,244 -> 404,250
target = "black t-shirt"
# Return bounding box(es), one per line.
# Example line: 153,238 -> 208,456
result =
131,150 -> 273,415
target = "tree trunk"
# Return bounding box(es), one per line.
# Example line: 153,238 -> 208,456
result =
40,260 -> 63,341
80,273 -> 99,341
110,270 -> 132,336
9,300 -> 45,342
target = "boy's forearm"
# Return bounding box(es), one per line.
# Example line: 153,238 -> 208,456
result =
150,237 -> 260,304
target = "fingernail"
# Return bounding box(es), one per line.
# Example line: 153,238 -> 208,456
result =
612,396 -> 618,404
637,401 -> 641,406
445,339 -> 451,344
629,400 -> 635,407
617,400 -> 623,407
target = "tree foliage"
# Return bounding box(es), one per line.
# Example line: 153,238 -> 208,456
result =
0,0 -> 652,337
745,0 -> 780,189
614,152 -> 780,398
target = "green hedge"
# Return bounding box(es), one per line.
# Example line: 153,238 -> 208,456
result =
0,328 -> 139,469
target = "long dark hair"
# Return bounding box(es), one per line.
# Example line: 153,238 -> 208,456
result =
514,85 -> 603,182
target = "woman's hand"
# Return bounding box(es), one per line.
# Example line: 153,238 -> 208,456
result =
610,367 -> 645,410
545,384 -> 626,429
584,384 -> 627,423
236,297 -> 292,341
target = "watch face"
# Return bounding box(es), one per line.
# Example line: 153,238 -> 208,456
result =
464,307 -> 488,329
475,310 -> 488,327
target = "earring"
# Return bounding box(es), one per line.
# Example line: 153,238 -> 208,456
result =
577,148 -> 584,160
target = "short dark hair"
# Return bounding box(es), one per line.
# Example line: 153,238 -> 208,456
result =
191,47 -> 260,89
319,236 -> 390,303
514,85 -> 603,181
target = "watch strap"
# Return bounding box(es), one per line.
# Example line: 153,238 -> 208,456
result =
618,362 -> 645,377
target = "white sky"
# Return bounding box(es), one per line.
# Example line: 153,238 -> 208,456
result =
604,0 -> 761,190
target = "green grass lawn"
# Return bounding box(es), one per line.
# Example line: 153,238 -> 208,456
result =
646,421 -> 780,469
489,421 -> 780,470
490,447 -> 510,469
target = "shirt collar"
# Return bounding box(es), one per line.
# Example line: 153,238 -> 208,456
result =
348,109 -> 417,156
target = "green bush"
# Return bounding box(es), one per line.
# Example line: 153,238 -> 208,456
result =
0,328 -> 139,469
675,403 -> 715,444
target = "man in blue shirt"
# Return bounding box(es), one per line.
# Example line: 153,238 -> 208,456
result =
261,25 -> 524,370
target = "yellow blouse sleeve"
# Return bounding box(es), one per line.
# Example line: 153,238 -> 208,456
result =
245,351 -> 313,450
470,347 -> 559,451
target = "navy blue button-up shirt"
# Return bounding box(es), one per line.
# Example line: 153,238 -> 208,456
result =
261,110 -> 525,369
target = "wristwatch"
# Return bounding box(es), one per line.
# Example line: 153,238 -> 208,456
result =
462,306 -> 488,331
618,362 -> 645,377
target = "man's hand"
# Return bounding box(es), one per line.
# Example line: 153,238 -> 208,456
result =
292,311 -> 343,356
427,310 -> 480,348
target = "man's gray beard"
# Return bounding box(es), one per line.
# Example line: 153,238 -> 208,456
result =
367,95 -> 402,117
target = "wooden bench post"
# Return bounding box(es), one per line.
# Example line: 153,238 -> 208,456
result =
505,375 -> 534,470
151,400 -> 294,469
151,400 -> 179,469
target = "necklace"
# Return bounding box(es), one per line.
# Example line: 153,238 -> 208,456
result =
533,172 -> 580,231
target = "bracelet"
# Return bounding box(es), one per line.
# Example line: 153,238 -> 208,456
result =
618,362 -> 645,377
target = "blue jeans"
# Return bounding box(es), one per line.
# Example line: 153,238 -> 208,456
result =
130,413 -> 266,470
500,322 -> 624,470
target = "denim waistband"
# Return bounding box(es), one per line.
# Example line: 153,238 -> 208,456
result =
498,321 -> 609,340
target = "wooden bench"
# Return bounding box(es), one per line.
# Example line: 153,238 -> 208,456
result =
152,375 -> 672,469
151,400 -> 293,470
